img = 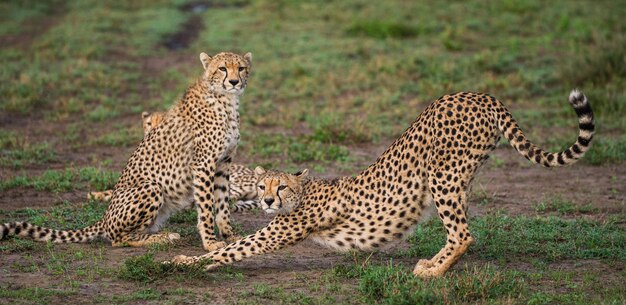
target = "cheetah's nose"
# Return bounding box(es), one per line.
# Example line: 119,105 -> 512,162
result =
229,79 -> 239,86
264,198 -> 275,205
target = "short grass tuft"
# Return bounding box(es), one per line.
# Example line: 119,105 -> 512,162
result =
342,262 -> 524,304
406,214 -> 625,261
118,253 -> 214,283
346,20 -> 419,39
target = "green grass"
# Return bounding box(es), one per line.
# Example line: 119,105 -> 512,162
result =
240,132 -> 351,166
0,238 -> 39,253
0,286 -> 76,304
583,135 -> 626,165
524,268 -> 626,305
406,213 -> 625,261
558,37 -> 625,129
90,126 -> 143,147
349,263 -> 523,304
532,195 -> 598,215
1,0 -> 624,164
118,252 -> 242,284
0,131 -> 57,169
331,260 -> 625,305
188,0 -> 623,165
0,200 -> 107,230
103,288 -> 161,302
346,20 -> 420,39
0,0 -> 187,117
0,167 -> 119,193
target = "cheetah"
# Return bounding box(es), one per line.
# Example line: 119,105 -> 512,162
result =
141,111 -> 166,134
87,111 -> 166,202
89,111 -> 262,213
1,51 -> 253,251
228,163 -> 263,212
168,90 -> 594,277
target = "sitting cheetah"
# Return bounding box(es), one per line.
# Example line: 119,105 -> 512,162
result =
141,111 -> 166,134
168,90 -> 594,277
89,111 -> 262,212
1,51 -> 253,251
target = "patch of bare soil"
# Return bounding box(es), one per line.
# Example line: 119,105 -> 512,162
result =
163,15 -> 205,51
162,1 -> 249,51
0,188 -> 84,211
472,148 -> 626,219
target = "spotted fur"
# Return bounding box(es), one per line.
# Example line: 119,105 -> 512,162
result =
2,52 -> 253,250
254,167 -> 309,214
89,112 -> 262,213
168,90 -> 594,277
141,111 -> 166,135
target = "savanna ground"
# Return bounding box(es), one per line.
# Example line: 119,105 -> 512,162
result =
0,0 -> 624,304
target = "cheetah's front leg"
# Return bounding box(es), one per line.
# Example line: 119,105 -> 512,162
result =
214,161 -> 240,243
167,214 -> 308,269
192,159 -> 226,251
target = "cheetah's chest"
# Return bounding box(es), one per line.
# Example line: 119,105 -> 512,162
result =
220,109 -> 240,160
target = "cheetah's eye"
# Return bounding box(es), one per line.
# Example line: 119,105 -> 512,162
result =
258,185 -> 265,190
238,67 -> 245,72
219,67 -> 227,72
278,185 -> 287,191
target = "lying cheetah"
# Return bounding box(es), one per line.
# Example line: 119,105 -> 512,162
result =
169,90 -> 594,277
1,51 -> 253,250
89,111 -> 262,212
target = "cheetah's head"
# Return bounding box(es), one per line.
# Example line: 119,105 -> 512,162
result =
141,111 -> 166,135
199,51 -> 252,95
254,167 -> 309,215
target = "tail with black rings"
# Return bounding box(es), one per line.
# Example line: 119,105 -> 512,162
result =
495,89 -> 594,167
1,221 -> 105,243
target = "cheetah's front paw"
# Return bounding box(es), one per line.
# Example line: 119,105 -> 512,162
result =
225,235 -> 243,243
203,241 -> 226,251
167,233 -> 181,242
204,263 -> 221,271
416,258 -> 434,269
167,255 -> 197,265
413,264 -> 445,278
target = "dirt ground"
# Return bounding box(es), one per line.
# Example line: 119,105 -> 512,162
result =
1,140 -> 624,303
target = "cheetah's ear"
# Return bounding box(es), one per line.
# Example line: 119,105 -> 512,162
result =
199,52 -> 212,70
254,166 -> 266,176
142,111 -> 150,119
243,52 -> 252,64
296,169 -> 309,178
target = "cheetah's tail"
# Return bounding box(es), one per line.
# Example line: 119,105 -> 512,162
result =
0,221 -> 106,243
497,89 -> 594,167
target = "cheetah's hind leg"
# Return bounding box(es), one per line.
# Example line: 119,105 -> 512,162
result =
413,168 -> 475,278
108,182 -> 180,247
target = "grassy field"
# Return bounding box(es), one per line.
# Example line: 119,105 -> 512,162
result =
0,0 -> 624,304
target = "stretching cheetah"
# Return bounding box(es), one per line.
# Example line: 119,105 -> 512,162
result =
1,51 -> 252,251
169,90 -> 594,277
89,111 -> 262,212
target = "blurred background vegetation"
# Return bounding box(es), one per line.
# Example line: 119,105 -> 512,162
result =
0,0 -> 624,173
